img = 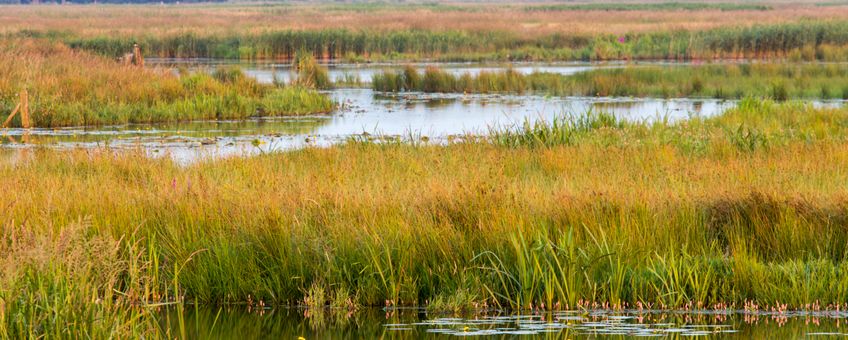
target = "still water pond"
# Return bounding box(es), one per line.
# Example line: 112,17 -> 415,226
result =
164,307 -> 848,338
159,59 -> 620,84
1,61 -> 844,162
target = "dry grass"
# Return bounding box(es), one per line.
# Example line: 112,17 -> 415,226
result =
1,3 -> 847,38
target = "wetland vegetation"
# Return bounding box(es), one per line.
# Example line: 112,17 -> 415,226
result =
4,99 -> 848,337
0,39 -> 333,128
373,63 -> 848,99
5,3 -> 848,62
2,1 -> 848,338
30,20 -> 848,62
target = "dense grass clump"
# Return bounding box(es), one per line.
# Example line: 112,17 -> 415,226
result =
374,63 -> 848,99
260,86 -> 335,116
373,66 -> 527,93
3,101 -> 848,337
291,51 -> 332,90
0,39 -> 334,127
488,111 -> 624,148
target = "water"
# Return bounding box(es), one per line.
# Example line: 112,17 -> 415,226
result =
162,307 -> 848,338
1,61 -> 844,162
0,89 -> 743,162
155,59 -> 621,84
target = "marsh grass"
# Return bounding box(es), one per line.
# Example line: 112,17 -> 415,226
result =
32,20 -> 848,62
292,51 -> 332,90
0,39 -> 333,127
3,100 -> 848,337
488,111 -> 624,148
525,2 -> 772,12
373,66 -> 527,93
260,86 -> 335,116
375,63 -> 848,99
0,219 -> 168,338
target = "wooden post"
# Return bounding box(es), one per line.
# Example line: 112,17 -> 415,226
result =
20,90 -> 29,129
133,43 -> 145,67
1,103 -> 20,129
1,90 -> 29,129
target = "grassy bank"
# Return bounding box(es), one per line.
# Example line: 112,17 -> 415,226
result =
373,63 -> 848,99
0,39 -> 334,128
3,99 -> 848,336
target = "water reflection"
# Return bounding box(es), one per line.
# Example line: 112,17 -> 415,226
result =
162,307 -> 848,338
152,59 -> 618,85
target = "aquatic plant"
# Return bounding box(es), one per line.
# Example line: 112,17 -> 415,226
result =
487,111 -> 624,148
260,87 -> 335,116
291,51 -> 331,90
374,67 -> 526,94
374,63 -> 848,99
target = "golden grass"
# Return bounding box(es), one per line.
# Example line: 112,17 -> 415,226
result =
2,3 -> 847,38
0,39 -> 333,127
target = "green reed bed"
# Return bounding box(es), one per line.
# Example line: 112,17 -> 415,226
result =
373,63 -> 848,99
563,63 -> 848,99
2,100 -> 848,337
0,39 -> 334,128
372,66 -> 529,94
21,20 -> 848,62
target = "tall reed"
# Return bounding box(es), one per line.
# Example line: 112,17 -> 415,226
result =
38,20 -> 848,61
374,63 -> 848,99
